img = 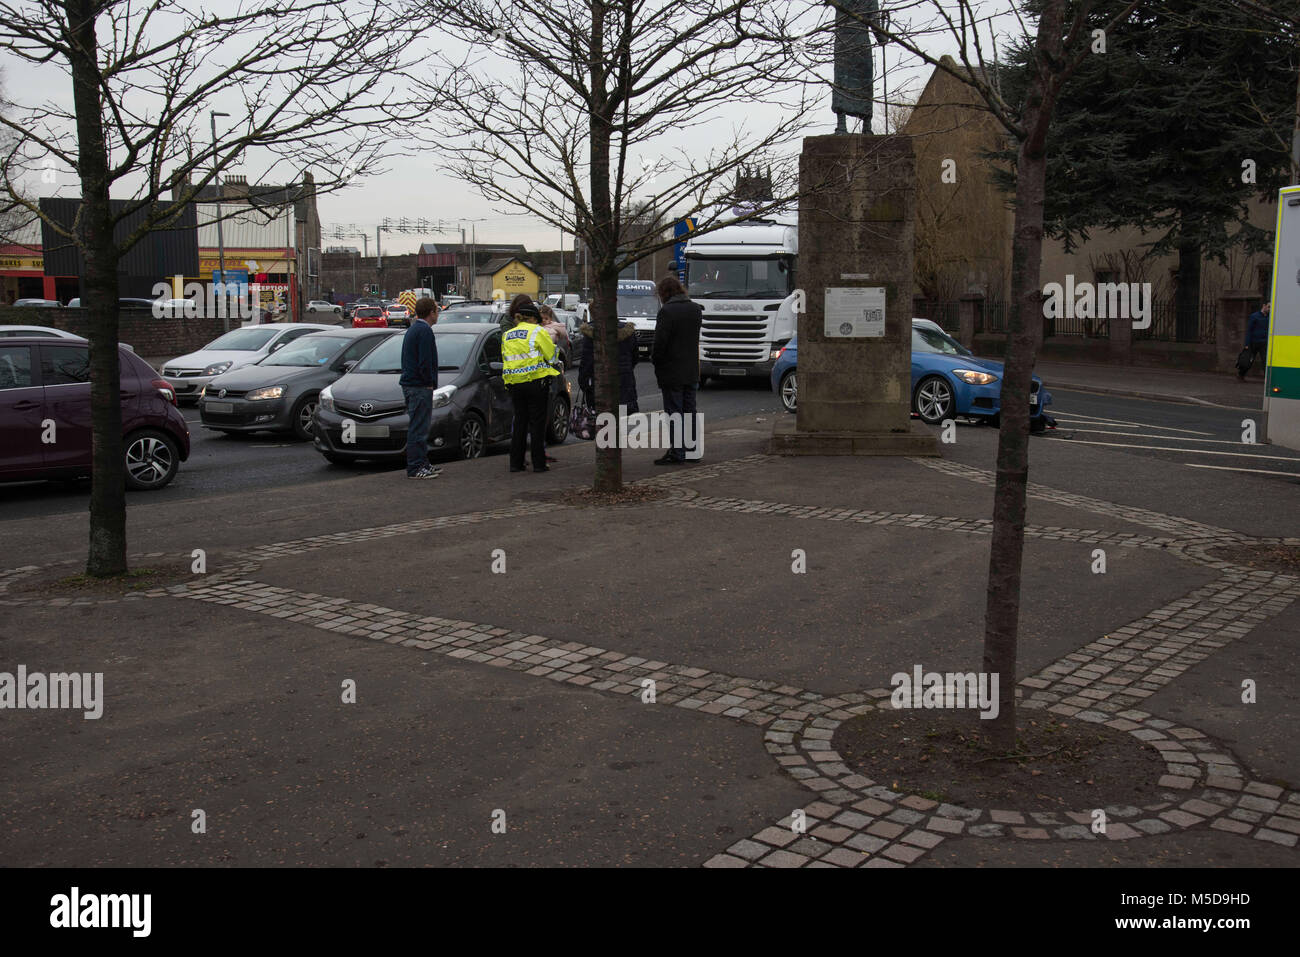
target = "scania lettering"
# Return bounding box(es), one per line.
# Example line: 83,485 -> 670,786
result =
683,208 -> 798,383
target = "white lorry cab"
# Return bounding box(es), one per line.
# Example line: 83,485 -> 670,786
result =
616,279 -> 660,357
683,208 -> 798,383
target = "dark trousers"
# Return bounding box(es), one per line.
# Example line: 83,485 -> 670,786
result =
508,378 -> 550,469
402,385 -> 432,475
660,383 -> 698,461
1243,341 -> 1266,375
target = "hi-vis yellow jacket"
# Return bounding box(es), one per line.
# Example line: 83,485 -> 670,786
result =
502,321 -> 560,386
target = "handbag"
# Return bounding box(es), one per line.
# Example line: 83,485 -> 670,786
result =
1237,347 -> 1253,374
569,388 -> 598,440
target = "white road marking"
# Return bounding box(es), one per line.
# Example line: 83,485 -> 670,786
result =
1051,412 -> 1213,436
1184,463 -> 1300,477
1046,437 -> 1300,461
1060,428 -> 1265,447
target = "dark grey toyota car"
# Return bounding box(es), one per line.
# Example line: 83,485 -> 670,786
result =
311,323 -> 571,465
198,328 -> 398,439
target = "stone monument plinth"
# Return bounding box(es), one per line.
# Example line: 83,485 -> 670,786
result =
769,134 -> 939,456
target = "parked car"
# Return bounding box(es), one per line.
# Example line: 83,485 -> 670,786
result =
351,305 -> 388,328
12,298 -> 60,307
0,336 -> 190,490
160,323 -> 334,402
199,328 -> 397,440
384,303 -> 412,328
66,297 -> 155,309
312,322 -> 571,465
770,319 -> 1054,428
0,325 -> 136,353
306,300 -> 343,317
0,325 -> 86,340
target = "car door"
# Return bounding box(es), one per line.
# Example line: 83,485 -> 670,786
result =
0,344 -> 45,476
38,342 -> 95,470
477,331 -> 512,440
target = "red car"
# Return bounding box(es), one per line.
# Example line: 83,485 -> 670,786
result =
0,337 -> 191,490
352,306 -> 389,328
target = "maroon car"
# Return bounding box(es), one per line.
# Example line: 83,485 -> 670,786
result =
0,336 -> 191,490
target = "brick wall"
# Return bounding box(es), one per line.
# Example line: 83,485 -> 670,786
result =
0,306 -> 229,361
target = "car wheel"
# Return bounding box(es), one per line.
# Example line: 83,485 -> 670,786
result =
548,394 -> 570,444
460,412 -> 486,459
124,429 -> 180,491
779,370 -> 797,413
291,393 -> 319,441
913,375 -> 955,425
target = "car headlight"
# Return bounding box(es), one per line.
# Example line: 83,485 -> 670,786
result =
203,361 -> 233,376
953,369 -> 998,386
432,384 -> 457,408
319,386 -> 335,413
246,385 -> 285,401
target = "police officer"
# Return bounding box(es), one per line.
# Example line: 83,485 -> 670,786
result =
502,300 -> 559,472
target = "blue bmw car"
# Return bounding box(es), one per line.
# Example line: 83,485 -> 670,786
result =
770,319 -> 1053,427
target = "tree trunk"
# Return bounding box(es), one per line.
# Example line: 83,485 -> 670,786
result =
67,0 -> 127,577
981,27 -> 1059,753
1174,237 -> 1201,342
588,0 -> 622,493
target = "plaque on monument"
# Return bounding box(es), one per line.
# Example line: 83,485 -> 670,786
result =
824,286 -> 886,338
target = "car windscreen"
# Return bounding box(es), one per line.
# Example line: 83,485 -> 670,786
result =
205,328 -> 278,351
911,326 -> 971,357
261,335 -> 348,366
616,295 -> 659,318
687,257 -> 793,299
441,307 -> 496,321
353,332 -> 479,373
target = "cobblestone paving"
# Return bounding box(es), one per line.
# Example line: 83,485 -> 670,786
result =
7,452 -> 1298,867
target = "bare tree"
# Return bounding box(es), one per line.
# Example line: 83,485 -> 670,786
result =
0,0 -> 436,576
836,0 -> 1143,749
425,0 -> 846,492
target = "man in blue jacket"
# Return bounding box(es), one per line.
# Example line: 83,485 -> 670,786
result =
400,297 -> 441,478
1240,301 -> 1270,380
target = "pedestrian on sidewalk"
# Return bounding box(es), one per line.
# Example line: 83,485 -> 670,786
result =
651,275 -> 702,464
578,315 -> 639,413
400,297 -> 441,479
1240,301 -> 1270,380
502,300 -> 560,472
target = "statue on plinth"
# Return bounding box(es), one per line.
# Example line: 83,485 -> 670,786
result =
829,0 -> 877,134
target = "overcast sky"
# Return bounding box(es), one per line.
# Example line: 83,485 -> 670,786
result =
3,0 -> 1022,256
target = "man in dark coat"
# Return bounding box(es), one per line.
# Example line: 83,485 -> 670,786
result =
1240,301 -> 1270,380
651,275 -> 702,463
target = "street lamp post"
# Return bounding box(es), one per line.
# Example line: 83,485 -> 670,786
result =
209,110 -> 231,330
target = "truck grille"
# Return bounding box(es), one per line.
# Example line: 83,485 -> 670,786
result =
700,313 -> 768,363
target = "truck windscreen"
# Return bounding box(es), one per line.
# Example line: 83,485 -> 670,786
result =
687,257 -> 793,299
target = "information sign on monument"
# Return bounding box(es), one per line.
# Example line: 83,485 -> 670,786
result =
824,286 -> 886,338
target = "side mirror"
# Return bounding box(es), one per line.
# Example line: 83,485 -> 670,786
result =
488,361 -> 504,374
270,341 -> 285,352
339,360 -> 357,373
